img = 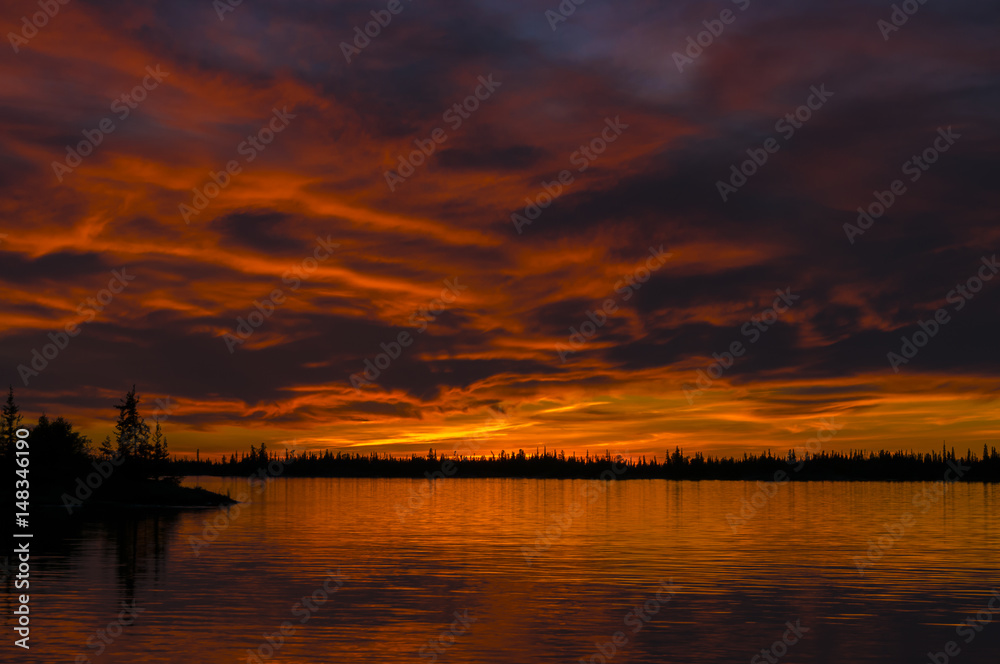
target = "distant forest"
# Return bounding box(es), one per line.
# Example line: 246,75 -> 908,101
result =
179,442 -> 1000,482
4,388 -> 999,485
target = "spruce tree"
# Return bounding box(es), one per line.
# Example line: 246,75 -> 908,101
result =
1,387 -> 23,461
99,435 -> 115,458
113,386 -> 151,466
152,418 -> 170,475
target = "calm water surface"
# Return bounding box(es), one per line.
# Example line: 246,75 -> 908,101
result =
7,478 -> 1000,663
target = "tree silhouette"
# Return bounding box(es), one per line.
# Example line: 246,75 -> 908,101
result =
152,418 -> 170,477
32,413 -> 91,485
33,414 -> 91,458
114,385 -> 151,461
99,434 -> 115,458
1,386 -> 23,462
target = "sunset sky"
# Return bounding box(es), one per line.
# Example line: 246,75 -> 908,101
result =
1,0 -> 998,460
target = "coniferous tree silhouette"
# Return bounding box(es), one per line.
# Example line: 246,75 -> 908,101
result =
113,386 -> 152,479
1,386 -> 23,462
99,434 -> 115,459
32,413 -> 91,486
152,418 -> 172,479
114,386 -> 150,457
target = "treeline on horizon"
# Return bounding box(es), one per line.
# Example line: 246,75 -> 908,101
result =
4,387 -> 999,483
178,442 -> 1000,482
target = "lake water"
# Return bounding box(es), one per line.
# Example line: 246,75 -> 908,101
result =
8,477 -> 1000,663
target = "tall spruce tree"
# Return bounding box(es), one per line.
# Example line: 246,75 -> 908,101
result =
1,386 -> 23,461
152,418 -> 170,475
113,386 -> 151,462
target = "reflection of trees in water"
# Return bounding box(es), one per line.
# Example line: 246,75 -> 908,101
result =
94,510 -> 181,599
0,508 -> 181,610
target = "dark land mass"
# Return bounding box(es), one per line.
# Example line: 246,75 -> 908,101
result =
2,386 -> 234,513
172,443 -> 1000,482
34,478 -> 236,510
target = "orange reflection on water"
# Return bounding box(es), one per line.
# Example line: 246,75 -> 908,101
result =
14,478 -> 1000,663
